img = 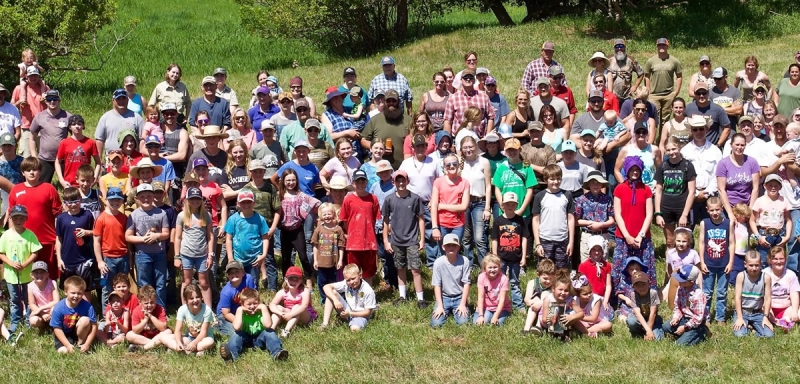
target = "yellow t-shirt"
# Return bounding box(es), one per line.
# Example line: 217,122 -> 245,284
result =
100,172 -> 129,195
0,228 -> 43,284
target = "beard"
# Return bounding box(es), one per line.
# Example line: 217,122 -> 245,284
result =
384,105 -> 402,120
615,52 -> 627,63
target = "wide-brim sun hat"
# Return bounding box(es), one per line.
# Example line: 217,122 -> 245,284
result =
587,52 -> 610,68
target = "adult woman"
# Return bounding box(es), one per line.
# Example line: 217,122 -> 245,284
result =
585,52 -> 613,98
319,138 -> 360,189
774,64 -> 800,117
452,51 -> 479,89
591,74 -> 620,114
752,113 -> 769,142
743,83 -> 768,117
689,56 -> 714,99
321,87 -> 362,159
503,88 -> 535,145
124,75 -> 147,117
625,98 -> 657,145
227,108 -> 257,150
288,77 -> 316,117
716,133 -> 760,218
763,247 -> 800,332
431,153 -> 471,258
734,56 -> 772,102
615,120 -> 662,193
404,112 -> 436,158
654,136 -> 696,249
612,156 -> 656,317
221,139 -> 251,215
161,105 -> 190,204
149,63 -> 191,121
249,70 -> 270,108
576,130 -> 605,174
305,121 -> 333,170
539,104 -> 567,155
459,137 -> 491,266
418,72 -> 450,132
658,97 -> 690,155
442,66 -> 457,95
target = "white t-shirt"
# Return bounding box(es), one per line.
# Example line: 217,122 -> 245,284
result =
399,155 -> 443,201
0,102 -> 21,137
331,280 -> 376,311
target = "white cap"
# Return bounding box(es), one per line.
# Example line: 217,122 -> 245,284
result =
136,183 -> 154,194
502,192 -> 518,204
442,234 -> 460,246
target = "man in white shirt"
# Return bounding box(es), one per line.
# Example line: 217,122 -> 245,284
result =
680,115 -> 722,226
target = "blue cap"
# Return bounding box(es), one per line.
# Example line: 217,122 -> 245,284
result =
106,187 -> 124,200
580,129 -> 596,138
353,170 -> 368,181
192,158 -> 209,168
380,56 -> 395,66
113,88 -> 127,100
186,187 -> 203,199
145,135 -> 161,145
10,204 -> 27,217
561,140 -> 577,152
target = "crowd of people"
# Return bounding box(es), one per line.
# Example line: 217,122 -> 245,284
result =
1,39 -> 800,358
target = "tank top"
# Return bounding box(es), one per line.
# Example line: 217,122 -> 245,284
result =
29,280 -> 55,310
163,127 -> 180,155
542,128 -> 565,153
738,71 -> 768,102
127,94 -> 144,116
666,119 -> 691,145
511,110 -> 532,145
461,157 -> 487,197
283,289 -> 303,310
424,91 -> 449,131
741,271 -> 765,311
702,217 -> 730,268
695,71 -> 714,91
625,144 -> 656,192
745,100 -> 763,117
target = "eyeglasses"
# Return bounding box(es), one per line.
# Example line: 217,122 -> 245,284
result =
444,161 -> 459,168
296,107 -> 309,112
691,127 -> 705,132
695,91 -> 708,96
196,118 -> 209,124
466,59 -> 477,63
280,99 -> 293,104
433,81 -> 445,84
64,199 -> 81,205
462,76 -> 475,81
307,127 -> 320,133
634,108 -> 646,112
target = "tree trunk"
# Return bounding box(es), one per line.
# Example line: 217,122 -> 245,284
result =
521,0 -> 539,23
395,0 -> 408,41
485,0 -> 515,26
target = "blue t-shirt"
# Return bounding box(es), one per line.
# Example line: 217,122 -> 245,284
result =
276,161 -> 321,196
151,157 -> 176,184
248,104 -> 280,140
0,156 -> 22,184
50,299 -> 97,333
216,274 -> 257,316
55,209 -> 95,268
224,212 -> 269,264
489,93 -> 510,126
369,179 -> 396,232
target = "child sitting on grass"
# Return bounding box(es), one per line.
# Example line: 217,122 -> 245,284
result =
430,234 -> 471,328
163,284 -> 215,356
214,261 -> 257,337
616,256 -> 648,321
577,235 -> 612,311
572,274 -> 614,338
521,258 -> 555,336
541,269 -> 584,342
50,276 -> 98,354
733,250 -> 774,338
322,263 -> 377,331
126,285 -> 172,352
220,287 -> 288,362
473,254 -> 512,326
27,261 -> 59,330
96,291 -> 129,347
619,271 -> 663,340
269,266 -> 317,337
663,265 -> 708,346
763,246 -> 800,333
109,273 -> 139,314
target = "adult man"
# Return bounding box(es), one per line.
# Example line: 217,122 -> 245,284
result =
368,56 -> 412,114
279,98 -> 332,159
608,39 -> 644,105
530,78 -> 569,126
684,82 -> 730,148
338,67 -> 368,114
248,86 -> 279,135
521,41 -> 566,96
443,69 -> 495,137
0,83 -> 21,140
362,90 -> 408,169
213,67 -> 239,114
520,121 -> 556,192
485,76 -> 509,127
709,67 -> 742,131
644,38 -> 683,128
12,66 -> 49,157
95,89 -> 144,155
30,90 -> 71,183
571,90 -> 607,142
548,66 -> 578,127
189,76 -> 231,130
680,115 -> 722,226
398,134 -> 442,267
187,125 -> 228,185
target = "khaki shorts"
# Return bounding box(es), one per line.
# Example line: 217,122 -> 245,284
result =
392,245 -> 421,270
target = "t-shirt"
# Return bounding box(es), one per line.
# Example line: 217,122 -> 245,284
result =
30,109 -> 71,162
382,192 -> 424,247
241,311 -> 266,336
643,54 -> 682,95
0,102 -> 21,137
613,181 -> 653,238
0,228 -> 42,284
477,272 -> 512,312
223,165 -> 250,208
143,157 -> 176,186
433,176 -> 470,229
94,109 -> 144,153
251,141 -> 286,179
224,212 -> 269,264
684,102 -> 730,145
492,161 -> 537,216
276,161 -> 320,197
531,189 -> 574,241
0,155 -> 22,185
776,77 -> 800,117
763,268 -> 800,309
94,211 -> 128,258
216,274 -> 257,316
398,156 -> 442,202
432,255 -> 472,297
628,289 -> 660,319
578,259 -> 611,296
571,112 -> 605,137
362,113 -> 409,169
8,182 -> 61,244
55,209 -> 95,268
189,97 -> 230,128
331,280 -> 377,311
715,156 -> 760,205
654,158 -> 697,213
482,152 -> 506,176
492,214 -> 528,263
531,96 -> 570,122
666,248 -> 700,273
49,299 -> 96,333
311,225 -> 346,268
558,161 -> 590,192
130,304 -> 167,339
187,149 -> 228,185
322,156 -> 360,183
126,207 -> 169,253
176,303 -> 214,338
248,182 -> 280,225
100,172 -> 128,195
197,182 -> 223,227
179,211 -> 212,259
340,193 -> 381,251
710,85 -> 742,130
752,195 -> 790,229
80,188 -> 102,219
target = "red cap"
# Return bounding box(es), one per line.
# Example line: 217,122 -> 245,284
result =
286,266 -> 303,278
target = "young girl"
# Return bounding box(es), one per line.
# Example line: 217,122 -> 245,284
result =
730,203 -> 752,285
541,269 -> 584,342
339,170 -> 381,285
269,266 -> 317,337
192,159 -> 228,279
453,106 -> 481,156
663,227 -> 701,309
320,138 -> 361,189
577,235 -> 612,310
312,203 -> 345,300
278,169 -> 321,287
764,247 -> 800,332
430,131 -> 453,171
574,172 -> 614,261
573,274 -> 614,337
27,262 -> 59,329
55,115 -> 102,189
175,187 -> 214,308
750,175 -> 792,266
431,153 -> 470,260
360,139 -> 386,191
459,136 -> 491,267
221,139 -> 252,217
163,284 -> 215,356
654,136 -> 696,249
142,105 -> 165,149
17,48 -> 46,102
473,254 -> 512,326
97,292 -> 129,346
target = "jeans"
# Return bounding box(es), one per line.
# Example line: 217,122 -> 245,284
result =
702,266 -> 728,322
101,255 -> 130,309
5,282 -> 29,333
376,230 -> 398,288
473,309 -> 510,326
434,226 -> 464,264
303,213 -> 317,272
214,316 -> 235,337
462,200 -> 489,267
135,250 -> 168,308
501,261 -> 524,310
788,209 -> 800,274
662,317 -> 707,346
733,311 -> 774,338
242,262 -> 261,289
264,238 -> 278,291
757,227 -> 785,268
423,204 -> 437,267
626,314 -> 664,340
226,329 -> 284,361
430,294 -> 470,327
317,267 -> 337,303
273,227 -> 282,253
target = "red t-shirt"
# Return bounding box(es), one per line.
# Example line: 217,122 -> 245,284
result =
130,303 -> 167,339
56,136 -> 99,186
578,259 -> 612,296
339,193 -> 381,251
433,176 -> 470,228
199,182 -> 223,227
551,86 -> 578,115
94,211 -> 128,257
613,181 -> 653,239
8,182 -> 61,243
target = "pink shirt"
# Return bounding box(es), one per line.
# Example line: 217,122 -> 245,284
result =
764,268 -> 800,309
666,248 -> 700,273
433,176 -> 470,228
27,279 -> 56,312
752,195 -> 790,229
477,272 -> 512,312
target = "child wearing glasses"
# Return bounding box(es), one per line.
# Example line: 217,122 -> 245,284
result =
55,187 -> 97,301
431,153 -> 471,262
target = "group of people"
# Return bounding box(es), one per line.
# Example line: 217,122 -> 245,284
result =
1,40 -> 800,358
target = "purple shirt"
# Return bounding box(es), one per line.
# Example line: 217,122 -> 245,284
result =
715,156 -> 760,205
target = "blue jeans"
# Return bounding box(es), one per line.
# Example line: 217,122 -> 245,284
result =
430,294 -> 470,327
702,266 -> 729,322
662,317 -> 707,346
214,316 -> 235,337
473,309 -> 510,326
376,229 -> 398,288
431,226 -> 464,265
423,204 -> 437,267
264,238 -> 278,291
241,262 -> 261,288
273,227 -> 282,252
757,227 -> 785,268
788,209 -> 800,274
501,261 -> 524,310
135,250 -> 168,308
101,255 -> 130,309
626,314 -> 664,339
226,329 -> 284,361
733,311 -> 774,338
462,200 -> 489,267
303,213 -> 317,271
5,282 -> 29,333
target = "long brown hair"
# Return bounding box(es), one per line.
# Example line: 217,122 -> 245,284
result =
409,111 -> 433,136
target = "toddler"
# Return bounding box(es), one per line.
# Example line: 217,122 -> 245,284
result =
594,110 -> 626,152
343,86 -> 365,122
17,48 -> 46,102
541,269 -> 584,342
312,203 -> 345,301
573,274 -> 614,337
142,105 -> 165,148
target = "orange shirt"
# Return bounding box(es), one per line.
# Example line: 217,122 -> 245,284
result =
94,211 -> 128,257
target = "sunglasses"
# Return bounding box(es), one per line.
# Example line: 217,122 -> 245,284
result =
635,130 -> 648,135
163,112 -> 177,116
634,108 -> 646,112
695,91 -> 708,96
692,127 -> 705,132
434,81 -> 445,84
45,98 -> 60,102
290,86 -> 302,90
196,118 -> 209,124
700,62 -> 710,65
307,127 -> 320,132
280,99 -> 293,104
444,161 -> 459,168
466,59 -> 477,63
235,116 -> 246,120
296,107 -> 309,112
462,76 -> 475,81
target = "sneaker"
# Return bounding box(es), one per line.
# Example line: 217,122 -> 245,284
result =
274,349 -> 289,361
416,300 -> 429,309
280,329 -> 290,338
520,330 -> 530,336
392,297 -> 408,306
10,330 -> 22,347
127,344 -> 139,353
220,345 -> 233,362
529,326 -> 543,337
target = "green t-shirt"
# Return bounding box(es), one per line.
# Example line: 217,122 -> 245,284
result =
643,54 -> 683,96
0,228 -> 43,284
482,152 -> 507,176
241,312 -> 265,336
491,161 -> 537,217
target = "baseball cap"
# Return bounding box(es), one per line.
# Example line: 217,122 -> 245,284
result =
497,123 -> 513,139
656,37 -> 669,46
10,204 -> 27,217
672,264 -> 700,283
183,172 -> 200,184
161,102 -> 177,112
588,89 -> 604,100
113,88 -> 127,99
392,170 -> 408,181
535,77 -> 550,87
442,233 -> 460,246
237,190 -> 255,202
462,68 -> 476,78
343,67 -> 357,76
213,67 -> 227,76
412,134 -> 427,146
294,139 -> 312,150
632,271 -> 649,285
695,82 -> 709,91
699,55 -> 711,63
124,75 -> 137,85
349,86 -> 363,97
26,66 -> 40,76
31,261 -> 48,272
45,89 -> 61,99
476,67 -> 490,75
754,83 -> 768,92
192,158 -> 209,168
150,181 -> 165,192
260,120 -> 276,131
305,118 -> 321,129
541,41 -> 555,50
286,266 -> 303,278
201,76 -> 216,85
0,83 -> 9,97
385,89 -> 400,101
711,67 -> 728,79
561,140 -> 577,152
256,86 -> 270,95
380,56 -> 395,66
249,159 -> 267,171
548,65 -> 564,77
485,76 -> 497,85
352,169 -> 368,181
502,192 -> 518,204
580,129 -> 597,138
107,187 -> 124,200
145,135 -> 161,145
0,133 -> 16,146
765,174 -> 783,185
226,260 -> 244,272
773,114 -> 790,127
634,121 -> 648,133
527,121 -> 543,131
738,115 -> 754,125
505,138 -> 521,150
375,160 -> 393,173
68,115 -> 84,126
186,187 -> 203,199
329,175 -> 354,191
136,183 -> 154,194
295,98 -> 310,110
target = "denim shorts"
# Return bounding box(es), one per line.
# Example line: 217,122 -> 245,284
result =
181,255 -> 209,273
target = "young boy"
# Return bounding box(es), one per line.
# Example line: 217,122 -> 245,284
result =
371,160 -> 398,291
247,159 -> 281,290
594,110 -> 626,152
94,187 -> 130,308
698,196 -> 734,324
50,276 -> 98,353
110,273 -> 140,313
343,86 -> 365,122
1,204 -> 42,342
143,135 -> 176,196
492,192 -> 529,311
96,291 -> 129,346
76,164 -> 102,219
531,164 -> 575,270
220,287 -> 288,362
339,170 -> 381,285
125,183 -> 170,307
750,174 -> 792,267
56,187 -> 96,300
126,285 -> 172,352
521,258 -> 555,336
663,265 -> 708,346
55,114 -> 101,189
573,171 -> 614,261
620,271 -> 663,340
99,150 -> 128,204
430,234 -> 472,327
215,261 -> 257,337
151,181 -> 178,303
321,263 -> 377,331
733,250 -> 774,338
225,190 -> 269,285
382,170 -> 426,308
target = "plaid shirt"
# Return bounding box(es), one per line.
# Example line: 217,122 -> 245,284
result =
367,71 -> 413,106
521,58 -> 566,95
443,88 -> 496,137
671,284 -> 706,329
